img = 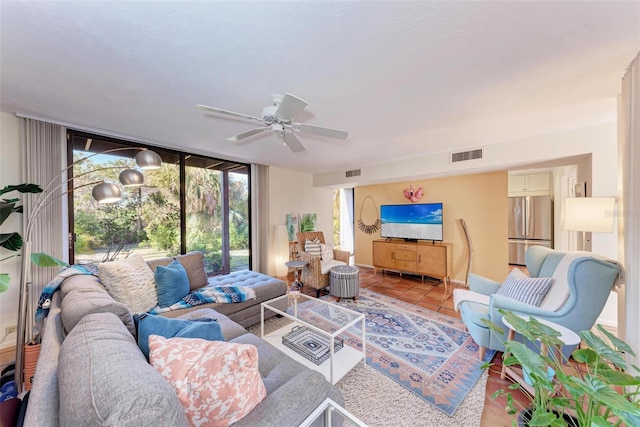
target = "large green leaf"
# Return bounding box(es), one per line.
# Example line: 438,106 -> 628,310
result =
580,330 -> 627,369
31,253 -> 69,268
0,273 -> 9,292
595,364 -> 640,386
576,375 -> 640,415
0,200 -> 16,226
0,232 -> 23,251
572,348 -> 598,365
528,408 -> 560,426
0,183 -> 43,197
596,324 -> 636,356
507,341 -> 555,391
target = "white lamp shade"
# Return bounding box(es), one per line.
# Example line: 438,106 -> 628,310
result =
562,197 -> 616,232
119,169 -> 144,187
274,224 -> 289,276
135,150 -> 162,170
92,182 -> 122,203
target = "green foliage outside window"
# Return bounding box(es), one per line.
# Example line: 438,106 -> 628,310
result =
72,150 -> 249,273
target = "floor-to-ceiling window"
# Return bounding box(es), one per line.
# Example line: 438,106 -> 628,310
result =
68,130 -> 250,275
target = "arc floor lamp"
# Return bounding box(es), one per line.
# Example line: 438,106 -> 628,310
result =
15,147 -> 162,393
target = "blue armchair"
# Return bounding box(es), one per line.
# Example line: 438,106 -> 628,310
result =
458,246 -> 621,360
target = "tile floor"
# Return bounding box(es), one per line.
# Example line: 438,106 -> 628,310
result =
281,265 -> 527,426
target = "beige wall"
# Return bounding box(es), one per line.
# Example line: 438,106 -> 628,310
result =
354,171 -> 509,283
267,166 -> 334,277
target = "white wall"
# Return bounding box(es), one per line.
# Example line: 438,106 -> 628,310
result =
267,166 -> 334,277
0,112 -> 22,350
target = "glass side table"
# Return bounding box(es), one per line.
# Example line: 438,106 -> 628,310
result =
285,259 -> 307,292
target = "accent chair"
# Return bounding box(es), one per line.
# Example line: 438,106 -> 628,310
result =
296,231 -> 349,297
458,246 -> 621,360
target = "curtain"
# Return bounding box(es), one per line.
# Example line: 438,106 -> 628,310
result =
20,118 -> 67,336
251,163 -> 269,273
618,51 -> 640,367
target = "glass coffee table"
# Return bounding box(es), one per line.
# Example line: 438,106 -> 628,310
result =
261,293 -> 366,385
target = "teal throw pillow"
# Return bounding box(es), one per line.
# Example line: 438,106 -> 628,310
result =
155,259 -> 190,308
134,313 -> 223,359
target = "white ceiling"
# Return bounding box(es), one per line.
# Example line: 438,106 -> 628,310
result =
1,1 -> 639,176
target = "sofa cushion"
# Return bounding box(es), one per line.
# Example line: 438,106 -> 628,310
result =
60,274 -> 136,336
58,312 -> 188,427
149,335 -> 266,427
135,313 -> 224,359
497,269 -> 554,307
320,259 -> 347,274
147,252 -> 208,291
98,255 -> 158,313
155,259 -> 190,307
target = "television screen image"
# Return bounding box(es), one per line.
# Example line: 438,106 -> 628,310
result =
380,203 -> 443,241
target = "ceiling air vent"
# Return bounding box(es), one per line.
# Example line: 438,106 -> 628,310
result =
345,169 -> 361,178
450,148 -> 483,164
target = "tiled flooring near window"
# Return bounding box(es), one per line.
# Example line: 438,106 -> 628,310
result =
281,265 -> 526,426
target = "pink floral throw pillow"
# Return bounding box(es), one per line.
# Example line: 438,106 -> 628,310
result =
149,335 -> 266,427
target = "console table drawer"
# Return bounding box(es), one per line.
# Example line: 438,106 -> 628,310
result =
396,260 -> 417,271
395,249 -> 417,261
396,243 -> 417,252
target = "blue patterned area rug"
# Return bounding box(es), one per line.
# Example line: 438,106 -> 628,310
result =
294,289 -> 494,417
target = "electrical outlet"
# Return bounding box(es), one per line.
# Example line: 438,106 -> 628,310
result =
4,325 -> 17,335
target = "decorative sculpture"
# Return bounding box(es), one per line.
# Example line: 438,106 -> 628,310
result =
403,185 -> 424,203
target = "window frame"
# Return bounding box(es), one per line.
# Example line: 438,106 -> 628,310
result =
66,130 -> 252,275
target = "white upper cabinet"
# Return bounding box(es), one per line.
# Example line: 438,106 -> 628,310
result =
508,173 -> 551,196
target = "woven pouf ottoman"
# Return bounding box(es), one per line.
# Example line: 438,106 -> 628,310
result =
329,265 -> 360,302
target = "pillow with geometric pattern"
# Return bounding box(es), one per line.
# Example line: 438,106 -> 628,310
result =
496,269 -> 554,307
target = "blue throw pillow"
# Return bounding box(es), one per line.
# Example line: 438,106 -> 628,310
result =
155,259 -> 190,308
134,313 -> 223,359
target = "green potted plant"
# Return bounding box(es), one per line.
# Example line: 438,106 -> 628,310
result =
484,309 -> 640,426
1,183 -> 68,292
0,184 -> 43,292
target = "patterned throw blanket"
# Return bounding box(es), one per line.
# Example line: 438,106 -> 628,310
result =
35,263 -> 256,317
149,285 -> 257,315
35,265 -> 98,329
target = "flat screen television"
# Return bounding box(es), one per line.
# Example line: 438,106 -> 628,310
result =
380,203 -> 443,241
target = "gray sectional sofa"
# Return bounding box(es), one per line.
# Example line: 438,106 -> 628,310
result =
24,253 -> 344,426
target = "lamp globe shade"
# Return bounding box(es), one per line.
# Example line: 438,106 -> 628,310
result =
119,169 -> 144,187
92,183 -> 122,203
135,150 -> 162,170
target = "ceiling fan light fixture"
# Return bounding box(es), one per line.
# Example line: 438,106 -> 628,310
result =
197,92 -> 349,153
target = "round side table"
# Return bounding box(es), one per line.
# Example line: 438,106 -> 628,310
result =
285,260 -> 307,292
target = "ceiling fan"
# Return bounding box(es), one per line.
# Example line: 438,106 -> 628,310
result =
197,93 -> 348,153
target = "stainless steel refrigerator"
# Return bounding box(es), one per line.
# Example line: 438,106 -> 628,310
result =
508,196 -> 553,265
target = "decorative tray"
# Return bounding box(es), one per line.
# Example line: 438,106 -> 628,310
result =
282,325 -> 343,365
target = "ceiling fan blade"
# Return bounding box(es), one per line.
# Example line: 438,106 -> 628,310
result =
196,104 -> 262,122
296,123 -> 348,140
275,93 -> 307,120
283,132 -> 305,153
226,127 -> 267,142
